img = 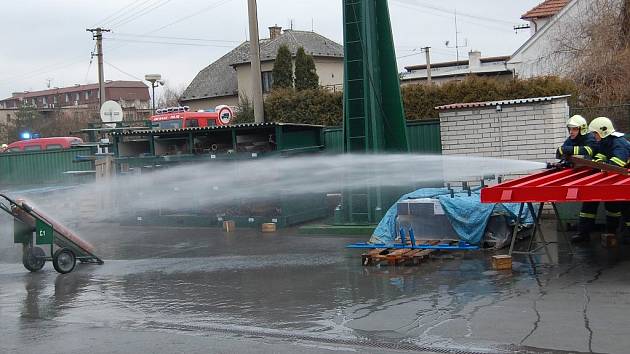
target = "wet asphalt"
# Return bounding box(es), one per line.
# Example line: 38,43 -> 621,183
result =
1,216 -> 630,354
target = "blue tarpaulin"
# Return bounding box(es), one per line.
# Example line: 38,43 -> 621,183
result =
370,188 -> 533,244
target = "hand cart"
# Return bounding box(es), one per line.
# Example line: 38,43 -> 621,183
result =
0,194 -> 104,274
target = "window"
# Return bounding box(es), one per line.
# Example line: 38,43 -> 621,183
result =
65,93 -> 70,102
46,144 -> 63,150
75,93 -> 80,101
188,119 -> 199,128
85,91 -> 90,100
53,96 -> 58,104
261,71 -> 273,93
42,96 -> 47,104
23,145 -> 42,151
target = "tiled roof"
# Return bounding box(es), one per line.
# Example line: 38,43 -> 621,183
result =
434,95 -> 571,110
2,81 -> 147,101
181,30 -> 343,102
521,0 -> 570,19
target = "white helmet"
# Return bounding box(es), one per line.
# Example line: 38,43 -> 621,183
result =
567,115 -> 588,135
588,116 -> 615,139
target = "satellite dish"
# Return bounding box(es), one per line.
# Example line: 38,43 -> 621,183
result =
100,100 -> 123,123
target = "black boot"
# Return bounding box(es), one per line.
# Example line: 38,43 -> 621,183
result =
571,233 -> 589,243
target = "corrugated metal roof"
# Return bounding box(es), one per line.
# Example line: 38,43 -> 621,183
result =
113,122 -> 324,136
521,0 -> 569,19
434,95 -> 571,110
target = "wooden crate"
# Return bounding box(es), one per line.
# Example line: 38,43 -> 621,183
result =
492,255 -> 512,270
261,223 -> 277,232
601,233 -> 618,248
223,220 -> 236,232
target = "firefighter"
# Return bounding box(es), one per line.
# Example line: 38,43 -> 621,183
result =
572,117 -> 630,243
556,115 -> 597,160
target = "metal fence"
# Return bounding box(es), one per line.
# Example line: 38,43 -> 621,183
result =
323,119 -> 442,154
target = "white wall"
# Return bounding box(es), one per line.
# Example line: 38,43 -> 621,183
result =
439,97 -> 569,163
509,0 -> 597,78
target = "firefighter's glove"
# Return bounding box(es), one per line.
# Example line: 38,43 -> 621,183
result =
556,146 -> 573,159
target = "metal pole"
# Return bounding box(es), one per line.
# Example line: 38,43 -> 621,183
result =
247,0 -> 264,123
152,83 -> 156,115
424,47 -> 431,84
87,27 -> 110,109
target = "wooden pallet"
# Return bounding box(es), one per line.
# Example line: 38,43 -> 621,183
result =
361,240 -> 443,266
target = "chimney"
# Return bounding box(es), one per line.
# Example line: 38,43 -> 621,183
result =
269,25 -> 282,40
468,51 -> 481,71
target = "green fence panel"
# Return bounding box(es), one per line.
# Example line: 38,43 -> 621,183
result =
323,127 -> 344,154
406,120 -> 442,154
0,147 -> 93,186
323,120 -> 441,154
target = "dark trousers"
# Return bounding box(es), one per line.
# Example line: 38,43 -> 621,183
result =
578,202 -> 630,236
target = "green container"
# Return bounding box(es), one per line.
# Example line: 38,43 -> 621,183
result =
0,147 -> 93,186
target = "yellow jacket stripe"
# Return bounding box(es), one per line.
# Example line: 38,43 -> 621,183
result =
584,146 -> 593,156
610,156 -> 626,167
574,146 -> 579,155
579,212 -> 596,219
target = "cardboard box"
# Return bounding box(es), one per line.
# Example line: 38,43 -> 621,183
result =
223,220 -> 236,232
261,223 -> 276,232
492,255 -> 512,270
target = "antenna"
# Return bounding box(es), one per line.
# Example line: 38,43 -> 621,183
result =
454,9 -> 459,62
444,9 -> 468,62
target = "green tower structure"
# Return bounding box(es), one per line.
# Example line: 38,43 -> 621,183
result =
339,0 -> 409,224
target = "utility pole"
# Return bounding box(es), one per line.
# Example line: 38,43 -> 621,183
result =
423,47 -> 432,84
86,27 -> 110,109
247,0 -> 264,123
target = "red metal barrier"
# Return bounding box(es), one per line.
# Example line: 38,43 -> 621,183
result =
481,167 -> 630,203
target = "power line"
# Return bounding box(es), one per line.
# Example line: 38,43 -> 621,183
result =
391,1 -> 514,33
93,0 -> 149,27
106,0 -> 237,55
111,32 -> 241,43
105,37 -> 235,48
104,60 -> 144,81
108,0 -> 173,28
391,0 -> 515,26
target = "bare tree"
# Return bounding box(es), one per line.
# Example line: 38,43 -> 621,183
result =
549,0 -> 630,105
156,81 -> 187,108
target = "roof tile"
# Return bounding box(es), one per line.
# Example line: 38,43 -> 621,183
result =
521,0 -> 570,19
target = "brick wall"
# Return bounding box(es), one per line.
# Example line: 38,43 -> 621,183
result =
439,97 -> 569,163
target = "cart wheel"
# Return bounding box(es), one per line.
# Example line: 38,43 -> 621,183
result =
52,248 -> 76,274
22,246 -> 45,272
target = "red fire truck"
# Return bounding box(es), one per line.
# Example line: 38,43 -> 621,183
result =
150,105 -> 234,129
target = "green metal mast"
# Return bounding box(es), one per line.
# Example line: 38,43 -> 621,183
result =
339,0 -> 409,224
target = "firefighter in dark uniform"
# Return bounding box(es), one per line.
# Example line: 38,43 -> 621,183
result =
556,115 -> 598,160
572,117 -> 630,243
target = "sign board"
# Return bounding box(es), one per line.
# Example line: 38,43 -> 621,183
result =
35,219 -> 53,245
100,100 -> 124,123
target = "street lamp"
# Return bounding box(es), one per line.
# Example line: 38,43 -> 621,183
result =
145,74 -> 163,115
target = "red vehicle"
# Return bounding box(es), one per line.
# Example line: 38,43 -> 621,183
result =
150,105 -> 234,129
1,137 -> 83,153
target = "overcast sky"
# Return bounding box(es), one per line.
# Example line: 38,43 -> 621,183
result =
0,0 -> 542,99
